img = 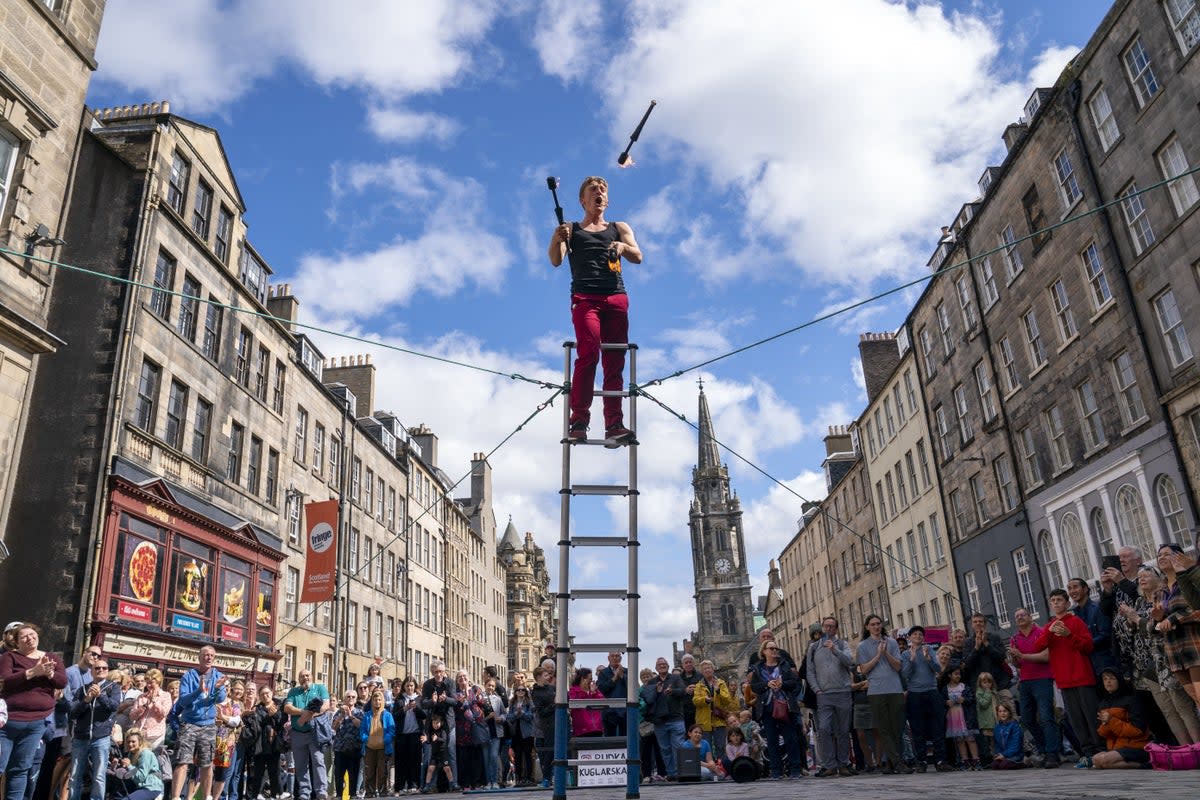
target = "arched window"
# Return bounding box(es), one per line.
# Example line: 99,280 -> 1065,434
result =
720,602 -> 737,636
1155,475 -> 1189,547
1038,530 -> 1062,590
1116,484 -> 1155,555
1059,513 -> 1090,581
1090,507 -> 1114,556
716,526 -> 731,550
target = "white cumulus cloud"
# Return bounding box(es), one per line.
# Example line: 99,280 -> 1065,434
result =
94,0 -> 502,114
294,158 -> 513,314
600,0 -> 1079,286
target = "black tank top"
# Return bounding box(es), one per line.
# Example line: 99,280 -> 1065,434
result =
567,222 -> 626,296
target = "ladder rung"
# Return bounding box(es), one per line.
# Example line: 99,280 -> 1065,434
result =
564,437 -> 638,447
570,642 -> 627,652
563,341 -> 637,351
569,536 -> 629,547
568,697 -> 627,709
593,389 -> 632,398
570,736 -> 630,748
570,589 -> 629,600
570,484 -> 631,496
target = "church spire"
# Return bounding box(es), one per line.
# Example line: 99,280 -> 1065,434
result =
697,382 -> 720,471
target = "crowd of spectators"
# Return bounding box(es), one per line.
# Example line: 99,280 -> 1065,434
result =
2,541 -> 1198,796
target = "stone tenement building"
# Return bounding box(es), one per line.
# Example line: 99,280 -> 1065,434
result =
500,520 -> 555,676
818,425 -> 890,637
767,502 -> 832,663
0,0 -> 105,571
1,102 -> 505,688
908,0 -> 1198,634
859,333 -> 958,633
457,452 -> 510,684
761,0 -> 1200,643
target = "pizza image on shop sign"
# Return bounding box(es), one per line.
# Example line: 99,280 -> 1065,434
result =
129,541 -> 158,602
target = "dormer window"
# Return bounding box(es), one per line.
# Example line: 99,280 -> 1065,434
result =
300,337 -> 324,379
1024,90 -> 1042,121
978,169 -> 993,195
238,244 -> 268,303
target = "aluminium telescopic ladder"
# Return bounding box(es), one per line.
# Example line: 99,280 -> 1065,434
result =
553,340 -> 641,800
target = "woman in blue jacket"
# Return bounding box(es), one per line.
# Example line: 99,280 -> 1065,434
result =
360,690 -> 395,798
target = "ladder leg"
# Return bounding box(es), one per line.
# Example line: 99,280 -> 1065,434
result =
555,341 -> 642,798
626,345 -> 641,798
554,342 -> 573,800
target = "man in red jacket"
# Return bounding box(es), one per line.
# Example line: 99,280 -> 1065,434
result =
1033,588 -> 1102,763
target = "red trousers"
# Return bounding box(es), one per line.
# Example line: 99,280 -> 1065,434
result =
569,292 -> 629,429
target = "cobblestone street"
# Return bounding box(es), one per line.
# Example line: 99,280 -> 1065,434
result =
537,768 -> 1198,799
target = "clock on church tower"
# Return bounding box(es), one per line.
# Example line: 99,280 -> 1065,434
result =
684,385 -> 755,672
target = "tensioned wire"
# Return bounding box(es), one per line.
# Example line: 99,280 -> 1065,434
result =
7,163 -> 1195,398
0,246 -> 564,392
10,161 -> 1195,635
637,385 -> 970,621
639,162 -> 1200,388
270,385 -> 564,647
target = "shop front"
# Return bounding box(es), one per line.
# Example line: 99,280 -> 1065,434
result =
90,461 -> 284,685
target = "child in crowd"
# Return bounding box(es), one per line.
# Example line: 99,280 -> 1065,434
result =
723,725 -> 751,777
736,710 -> 765,763
975,672 -> 997,762
940,667 -> 981,770
681,724 -> 721,781
850,668 -> 877,773
1090,669 -> 1151,770
421,715 -> 457,793
989,702 -> 1025,769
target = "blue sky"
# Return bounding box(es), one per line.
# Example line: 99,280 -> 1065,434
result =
88,0 -> 1109,664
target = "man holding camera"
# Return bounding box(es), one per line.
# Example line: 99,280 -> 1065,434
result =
284,669 -> 330,800
807,617 -> 856,777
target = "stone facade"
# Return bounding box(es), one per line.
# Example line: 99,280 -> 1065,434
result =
859,337 -> 959,632
276,350 -> 412,691
3,106 -> 298,670
0,0 -> 105,562
405,429 -> 451,682
769,503 -> 833,662
906,0 -> 1199,633
681,387 -> 756,674
910,193 -> 1042,636
500,521 -> 554,676
458,453 -> 510,682
819,426 -> 890,636
1,103 -> 514,691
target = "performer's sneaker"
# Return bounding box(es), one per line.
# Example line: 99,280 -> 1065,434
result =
567,421 -> 588,442
604,425 -> 636,447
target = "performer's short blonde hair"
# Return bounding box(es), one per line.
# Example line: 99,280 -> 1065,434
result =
578,176 -> 608,200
